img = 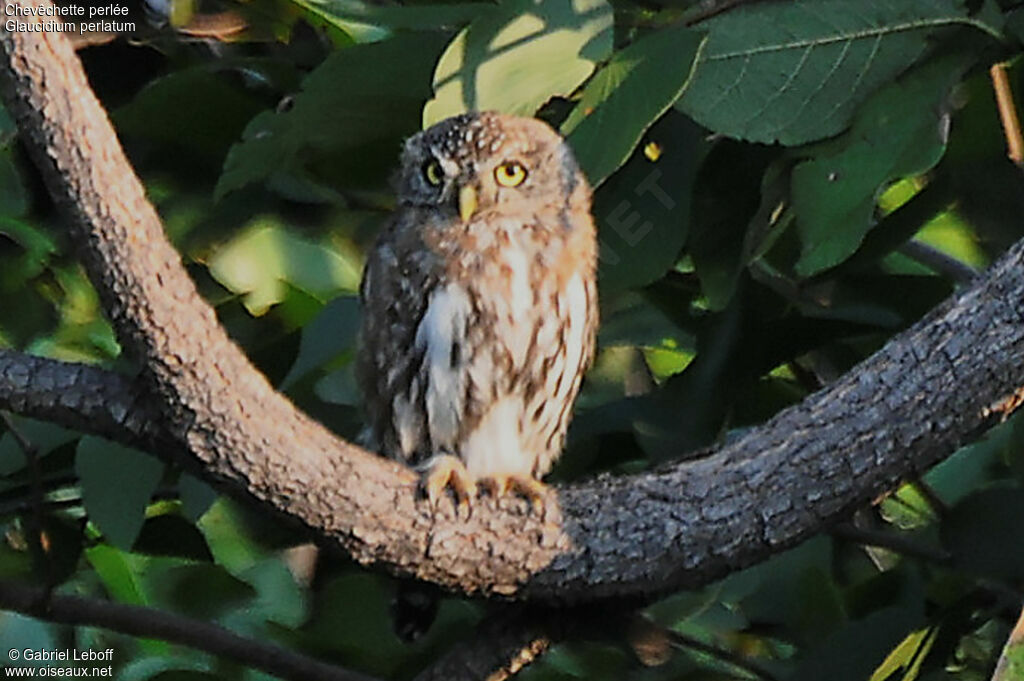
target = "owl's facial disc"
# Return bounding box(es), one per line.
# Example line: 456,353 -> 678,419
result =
399,112 -> 583,226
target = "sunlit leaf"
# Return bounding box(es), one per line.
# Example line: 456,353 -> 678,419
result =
207,221 -> 362,316
870,627 -> 937,681
290,0 -> 487,39
196,499 -> 268,575
85,544 -> 152,606
423,0 -> 613,124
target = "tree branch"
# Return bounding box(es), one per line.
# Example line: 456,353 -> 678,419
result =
0,350 -> 167,451
413,607 -> 560,681
0,580 -> 378,681
1,0 -> 1024,606
898,239 -> 980,285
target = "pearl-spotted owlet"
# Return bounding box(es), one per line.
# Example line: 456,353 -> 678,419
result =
357,111 -> 598,513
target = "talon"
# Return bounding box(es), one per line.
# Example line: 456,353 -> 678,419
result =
479,474 -> 512,498
480,474 -> 551,516
422,455 -> 477,514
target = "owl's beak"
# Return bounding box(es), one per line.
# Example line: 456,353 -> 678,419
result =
458,184 -> 478,223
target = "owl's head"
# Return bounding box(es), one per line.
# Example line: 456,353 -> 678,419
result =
395,112 -> 589,224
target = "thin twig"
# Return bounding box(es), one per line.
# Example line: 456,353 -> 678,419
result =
990,62 -> 1024,168
898,239 -> 980,285
0,579 -> 378,681
660,620 -> 780,681
909,478 -> 950,517
682,0 -> 770,26
831,524 -> 951,564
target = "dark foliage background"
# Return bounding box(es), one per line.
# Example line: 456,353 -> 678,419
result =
3,0 -> 1024,678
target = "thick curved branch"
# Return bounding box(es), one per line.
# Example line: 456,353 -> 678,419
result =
2,0 -> 1024,604
0,580 -> 378,681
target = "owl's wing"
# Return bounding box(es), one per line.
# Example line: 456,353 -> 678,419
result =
356,217 -> 443,462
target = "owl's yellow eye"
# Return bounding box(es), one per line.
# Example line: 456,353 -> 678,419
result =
494,161 -> 527,187
423,159 -> 444,186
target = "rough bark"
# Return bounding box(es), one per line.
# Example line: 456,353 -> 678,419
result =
0,350 -> 162,447
1,0 -> 1023,605
412,608 -> 561,681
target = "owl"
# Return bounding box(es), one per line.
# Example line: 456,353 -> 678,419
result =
357,111 -> 598,512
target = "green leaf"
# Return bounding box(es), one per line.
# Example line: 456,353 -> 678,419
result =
0,614 -> 57,667
737,537 -> 837,634
0,103 -> 15,143
217,32 -> 448,199
1008,7 -> 1024,47
942,487 -> 1024,580
688,142 -> 779,309
791,52 -> 970,276
598,291 -> 696,351
676,0 -> 1000,145
423,0 -> 613,125
593,111 -> 710,294
119,657 -> 212,681
871,627 -> 937,681
196,499 -> 268,575
145,561 -> 255,620
113,66 -> 270,167
880,482 -> 940,530
0,416 -> 75,476
238,559 -> 306,627
85,544 -> 151,606
207,221 -> 362,316
178,473 -> 218,522
76,437 -> 165,550
564,25 -> 706,186
314,363 -> 360,406
281,295 -> 360,389
790,604 -> 923,681
0,217 -> 57,291
924,420 -> 1007,506
302,573 -> 407,674
0,149 -> 27,217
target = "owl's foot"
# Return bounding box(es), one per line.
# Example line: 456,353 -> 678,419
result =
479,474 -> 551,516
422,455 -> 477,515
